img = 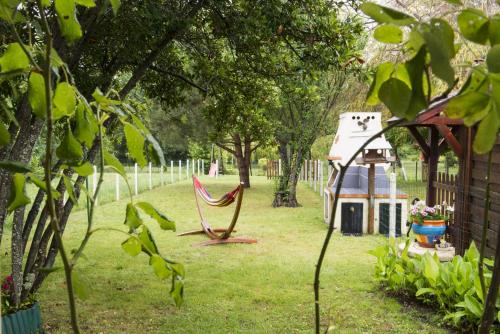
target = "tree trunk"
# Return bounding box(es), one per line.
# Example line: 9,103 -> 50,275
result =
273,141 -> 303,208
233,134 -> 251,188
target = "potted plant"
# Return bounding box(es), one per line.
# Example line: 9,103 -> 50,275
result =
1,275 -> 42,334
409,201 -> 449,248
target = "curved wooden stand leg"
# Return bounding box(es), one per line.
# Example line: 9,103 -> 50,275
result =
194,238 -> 257,247
178,228 -> 237,237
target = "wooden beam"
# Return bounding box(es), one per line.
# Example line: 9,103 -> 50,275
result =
408,126 -> 430,159
427,127 -> 440,206
368,164 -> 375,234
436,124 -> 463,159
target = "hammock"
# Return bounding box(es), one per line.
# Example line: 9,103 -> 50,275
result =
178,175 -> 257,246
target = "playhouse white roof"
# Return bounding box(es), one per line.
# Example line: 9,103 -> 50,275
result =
328,112 -> 393,166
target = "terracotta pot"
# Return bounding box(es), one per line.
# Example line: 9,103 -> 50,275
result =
1,302 -> 42,334
412,219 -> 447,248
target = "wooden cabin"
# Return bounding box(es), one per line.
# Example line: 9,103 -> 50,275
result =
389,97 -> 500,257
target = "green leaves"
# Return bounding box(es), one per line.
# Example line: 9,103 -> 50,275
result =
489,16 -> 500,46
103,151 -> 126,178
0,161 -> 32,173
56,125 -> 83,163
0,43 -> 30,73
457,9 -> 489,45
124,203 -> 143,231
28,73 -> 47,118
71,161 -> 94,176
74,103 -> 97,148
121,236 -> 141,256
55,0 -> 82,42
170,276 -> 184,307
420,19 -> 455,87
7,173 -> 30,213
71,271 -> 89,300
360,2 -> 415,26
374,24 -> 403,44
138,225 -> 158,254
53,82 -> 77,120
0,122 -> 10,147
136,202 -> 175,231
445,92 -> 490,120
109,0 -> 121,15
0,0 -> 22,23
487,45 -> 500,74
75,0 -> 95,7
123,122 -> 146,168
378,78 -> 412,118
473,108 -> 499,154
150,255 -> 172,279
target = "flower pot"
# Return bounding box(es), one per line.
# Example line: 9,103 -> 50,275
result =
1,302 -> 42,334
412,219 -> 447,248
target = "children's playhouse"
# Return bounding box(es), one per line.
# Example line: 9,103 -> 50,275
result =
324,112 -> 408,235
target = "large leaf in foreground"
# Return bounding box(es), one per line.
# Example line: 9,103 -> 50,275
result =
7,173 -> 31,213
136,202 -> 175,231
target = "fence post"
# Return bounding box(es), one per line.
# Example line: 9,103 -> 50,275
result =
134,163 -> 138,196
216,159 -> 219,178
278,159 -> 282,176
170,161 -> 174,183
389,171 -> 397,238
202,160 -> 205,175
192,159 -> 195,175
197,159 -> 200,175
186,159 -> 189,179
115,173 -> 120,201
93,165 -> 98,205
178,160 -> 181,181
415,161 -> 418,181
320,161 -> 323,196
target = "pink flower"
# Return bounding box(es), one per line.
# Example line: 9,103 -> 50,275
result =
6,275 -> 13,283
421,212 -> 428,217
2,283 -> 9,291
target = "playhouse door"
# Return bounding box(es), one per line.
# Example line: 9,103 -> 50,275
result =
378,203 -> 402,236
341,203 -> 363,235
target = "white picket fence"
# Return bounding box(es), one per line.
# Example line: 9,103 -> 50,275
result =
270,159 -> 329,198
87,159 -> 218,206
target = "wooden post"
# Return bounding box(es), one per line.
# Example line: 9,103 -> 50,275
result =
115,173 -> 120,201
134,163 -> 138,196
278,159 -> 282,176
170,161 -> 174,183
389,171 -> 396,238
427,126 -> 439,206
368,163 -> 375,234
148,162 -> 152,190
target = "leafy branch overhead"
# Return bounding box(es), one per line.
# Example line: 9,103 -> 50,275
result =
0,0 -> 184,323
362,1 -> 500,154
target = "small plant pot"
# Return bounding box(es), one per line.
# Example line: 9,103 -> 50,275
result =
412,219 -> 446,248
1,302 -> 42,334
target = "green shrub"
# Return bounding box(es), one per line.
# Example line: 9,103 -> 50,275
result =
369,240 -> 500,332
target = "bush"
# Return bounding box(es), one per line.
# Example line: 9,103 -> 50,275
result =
369,240 -> 500,332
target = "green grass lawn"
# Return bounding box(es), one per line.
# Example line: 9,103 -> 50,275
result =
17,176 -> 450,333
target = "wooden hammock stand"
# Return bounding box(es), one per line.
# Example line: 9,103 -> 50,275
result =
178,175 -> 257,246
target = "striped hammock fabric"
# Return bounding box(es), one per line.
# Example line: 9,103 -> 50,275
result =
193,176 -> 240,207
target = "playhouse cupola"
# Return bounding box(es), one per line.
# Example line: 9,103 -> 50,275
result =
328,112 -> 394,167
